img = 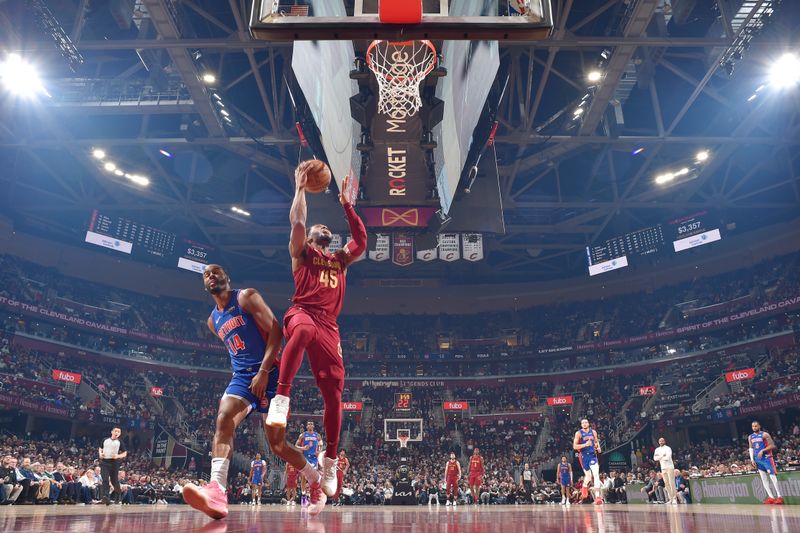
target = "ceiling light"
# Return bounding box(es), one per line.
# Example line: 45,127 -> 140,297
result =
104,162 -> 117,172
201,72 -> 216,84
128,175 -> 150,187
587,70 -> 602,83
655,172 -> 674,185
213,92 -> 222,100
114,169 -> 124,176
231,206 -> 251,217
695,150 -> 709,162
747,94 -> 758,102
769,53 -> 800,89
0,53 -> 49,97
675,167 -> 690,177
632,147 -> 645,155
573,107 -> 584,116
220,109 -> 230,117
159,149 -> 173,158
92,149 -> 106,160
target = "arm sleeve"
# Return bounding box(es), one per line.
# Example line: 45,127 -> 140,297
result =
343,204 -> 367,259
749,448 -> 755,461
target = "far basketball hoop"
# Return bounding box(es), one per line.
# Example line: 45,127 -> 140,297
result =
366,39 -> 437,118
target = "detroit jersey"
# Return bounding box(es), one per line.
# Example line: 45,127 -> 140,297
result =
580,429 -> 598,460
250,460 -> 266,482
211,290 -> 268,373
750,431 -> 772,458
292,246 -> 346,319
559,463 -> 571,484
302,431 -> 320,457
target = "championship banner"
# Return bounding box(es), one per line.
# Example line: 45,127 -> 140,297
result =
392,233 -> 414,267
462,234 -> 484,262
690,471 -> 800,504
150,386 -> 164,397
52,369 -> 82,384
639,386 -> 657,396
362,207 -> 438,228
342,401 -> 363,411
438,234 -> 460,262
368,234 -> 390,261
442,401 -> 469,411
546,395 -> 573,406
725,368 -> 755,382
416,246 -> 437,261
328,234 -> 343,253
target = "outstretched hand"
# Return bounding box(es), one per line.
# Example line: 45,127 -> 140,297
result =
339,174 -> 352,206
295,161 -> 311,191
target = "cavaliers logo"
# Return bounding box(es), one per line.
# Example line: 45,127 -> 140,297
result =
381,208 -> 420,227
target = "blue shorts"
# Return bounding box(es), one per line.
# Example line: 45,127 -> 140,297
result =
560,475 -> 571,486
581,455 -> 598,471
304,453 -> 318,467
223,366 -> 279,416
755,456 -> 777,475
251,474 -> 263,485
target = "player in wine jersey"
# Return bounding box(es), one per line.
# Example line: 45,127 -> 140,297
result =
573,418 -> 603,505
333,449 -> 350,506
467,448 -> 484,505
249,453 -> 267,505
296,421 -> 322,500
444,453 -> 462,507
557,456 -> 573,506
184,265 -> 320,520
285,462 -> 298,506
749,420 -> 784,505
265,166 -> 367,516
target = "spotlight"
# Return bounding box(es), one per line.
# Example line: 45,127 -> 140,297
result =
0,53 -> 49,97
113,169 -> 124,176
128,175 -> 150,187
655,172 -> 674,185
92,149 -> 106,160
220,109 -> 230,117
573,107 -> 584,116
587,70 -> 602,83
159,149 -> 173,158
695,150 -> 709,162
632,147 -> 645,155
769,53 -> 800,89
675,167 -> 690,177
201,72 -> 216,84
231,206 -> 251,217
104,162 -> 117,172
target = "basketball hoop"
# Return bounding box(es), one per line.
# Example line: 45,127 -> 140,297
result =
366,39 -> 437,118
398,435 -> 410,449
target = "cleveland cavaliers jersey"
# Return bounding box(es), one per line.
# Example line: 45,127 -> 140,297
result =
470,456 -> 484,473
210,289 -> 267,373
446,460 -> 459,477
292,246 -> 346,320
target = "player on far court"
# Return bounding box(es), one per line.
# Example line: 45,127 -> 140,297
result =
749,420 -> 784,505
265,164 -> 367,516
332,449 -> 350,506
285,462 -> 298,506
468,448 -> 484,505
573,418 -> 603,505
296,421 -> 322,502
444,453 -> 462,507
558,455 -> 573,506
184,265 -> 322,520
249,453 -> 266,506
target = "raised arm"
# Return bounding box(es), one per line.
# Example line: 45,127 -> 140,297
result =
337,175 -> 367,267
289,163 -> 311,261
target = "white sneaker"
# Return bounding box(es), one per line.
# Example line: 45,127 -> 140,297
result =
566,500 -> 571,507
266,394 -> 290,427
320,455 -> 339,497
446,501 -> 451,506
453,502 -> 457,507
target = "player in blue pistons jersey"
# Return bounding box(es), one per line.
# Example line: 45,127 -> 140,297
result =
186,265 -> 322,520
557,455 -> 573,506
249,453 -> 267,505
297,421 -> 322,499
573,418 -> 602,505
749,420 -> 784,505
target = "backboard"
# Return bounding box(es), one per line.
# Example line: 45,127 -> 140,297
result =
250,0 -> 553,41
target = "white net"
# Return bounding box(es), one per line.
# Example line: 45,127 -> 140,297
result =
367,40 -> 436,118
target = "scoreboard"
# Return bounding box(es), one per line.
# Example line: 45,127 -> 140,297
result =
394,392 -> 412,411
587,225 -> 664,266
85,210 -> 214,273
666,211 -> 722,252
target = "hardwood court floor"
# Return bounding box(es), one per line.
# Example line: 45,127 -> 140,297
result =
1,503 -> 798,532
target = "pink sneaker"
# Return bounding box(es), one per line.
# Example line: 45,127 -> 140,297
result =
307,481 -> 328,516
183,480 -> 229,520
594,497 -> 604,505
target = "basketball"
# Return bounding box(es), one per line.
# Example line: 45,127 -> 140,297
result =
299,159 -> 332,194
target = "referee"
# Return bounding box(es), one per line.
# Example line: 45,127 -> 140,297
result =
98,427 -> 127,505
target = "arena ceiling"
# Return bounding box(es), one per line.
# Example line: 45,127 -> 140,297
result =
0,0 -> 799,285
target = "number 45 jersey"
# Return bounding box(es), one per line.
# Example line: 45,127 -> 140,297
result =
211,289 -> 269,373
291,246 -> 347,321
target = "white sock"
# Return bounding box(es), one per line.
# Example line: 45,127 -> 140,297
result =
759,471 -> 774,499
769,474 -> 781,498
210,458 -> 229,490
300,462 -> 321,485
